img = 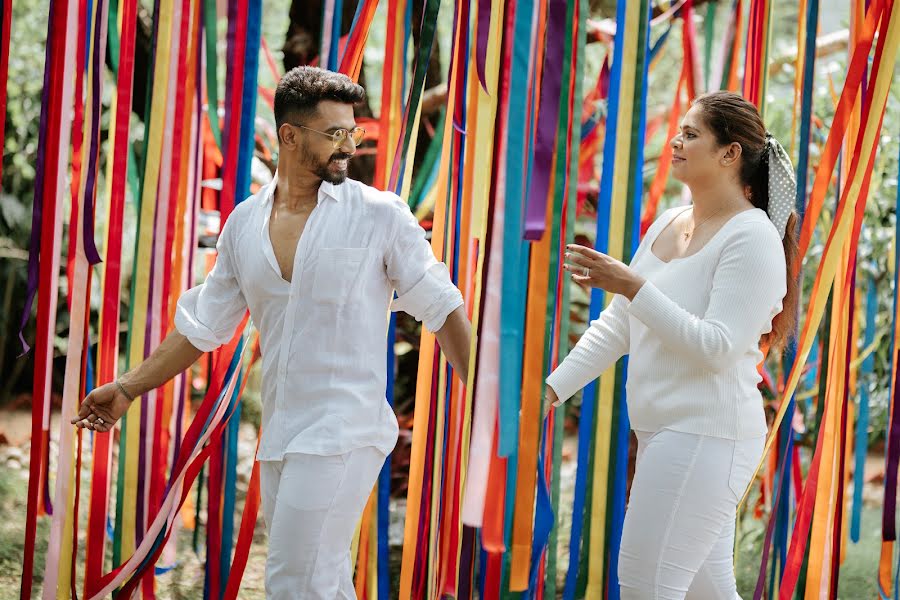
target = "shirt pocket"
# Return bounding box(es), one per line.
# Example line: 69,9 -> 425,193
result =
312,248 -> 370,304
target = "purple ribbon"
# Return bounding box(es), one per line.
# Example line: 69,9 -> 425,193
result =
82,0 -> 106,267
523,0 -> 567,240
883,348 -> 900,541
15,0 -> 58,354
475,0 -> 490,91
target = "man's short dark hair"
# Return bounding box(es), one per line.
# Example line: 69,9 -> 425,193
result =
274,66 -> 366,129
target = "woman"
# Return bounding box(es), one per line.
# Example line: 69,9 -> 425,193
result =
544,91 -> 799,599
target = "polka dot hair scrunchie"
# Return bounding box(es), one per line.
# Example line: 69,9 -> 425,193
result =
765,132 -> 796,239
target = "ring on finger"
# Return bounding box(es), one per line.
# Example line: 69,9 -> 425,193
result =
582,266 -> 589,277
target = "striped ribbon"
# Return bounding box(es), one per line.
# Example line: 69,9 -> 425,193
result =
90,330 -> 251,597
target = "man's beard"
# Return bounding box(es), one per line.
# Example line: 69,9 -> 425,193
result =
303,145 -> 353,184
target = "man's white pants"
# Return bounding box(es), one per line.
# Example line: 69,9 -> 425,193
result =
260,446 -> 385,599
618,429 -> 765,600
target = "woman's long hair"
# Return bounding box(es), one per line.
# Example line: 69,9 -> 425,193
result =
693,91 -> 799,353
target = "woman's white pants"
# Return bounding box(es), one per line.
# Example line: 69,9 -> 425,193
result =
260,446 -> 385,599
618,429 -> 765,600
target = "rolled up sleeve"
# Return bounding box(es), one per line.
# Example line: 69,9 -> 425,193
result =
386,199 -> 464,332
174,219 -> 248,352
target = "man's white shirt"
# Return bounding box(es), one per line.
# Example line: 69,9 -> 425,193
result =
175,177 -> 464,460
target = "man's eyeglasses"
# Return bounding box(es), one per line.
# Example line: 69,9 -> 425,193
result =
292,124 -> 366,149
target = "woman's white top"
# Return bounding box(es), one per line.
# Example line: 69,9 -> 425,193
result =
546,207 -> 787,440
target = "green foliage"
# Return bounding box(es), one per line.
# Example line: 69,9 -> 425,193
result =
1,0 -> 51,400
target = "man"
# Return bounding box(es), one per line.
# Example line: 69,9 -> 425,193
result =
73,66 -> 471,598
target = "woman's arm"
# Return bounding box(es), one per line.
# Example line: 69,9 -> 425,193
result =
545,294 -> 631,406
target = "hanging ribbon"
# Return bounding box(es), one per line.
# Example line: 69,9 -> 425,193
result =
202,0 -> 221,148
339,0 -> 379,80
879,129 -> 900,599
84,2 -> 138,589
20,0 -> 76,594
562,0 -> 633,593
522,0 -> 566,241
43,0 -> 109,595
460,0 -> 504,533
0,0 -> 10,186
742,5 -> 900,597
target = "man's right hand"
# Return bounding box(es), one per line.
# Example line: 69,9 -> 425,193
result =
71,382 -> 133,433
69,331 -> 204,433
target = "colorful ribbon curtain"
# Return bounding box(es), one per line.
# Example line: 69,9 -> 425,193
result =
367,0 -> 590,596
558,2 -> 652,599
742,2 -> 900,600
16,0 -> 263,596
16,0 -> 900,598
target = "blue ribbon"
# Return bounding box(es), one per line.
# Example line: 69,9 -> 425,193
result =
378,314 -> 396,600
851,277 -> 876,542
218,373 -> 244,593
648,22 -> 672,64
524,420 -> 555,598
235,0 -> 261,204
329,0 -> 343,71
562,0 -> 627,594
765,0 -> 819,587
498,0 -> 536,457
340,0 -> 365,67
607,4 -> 651,596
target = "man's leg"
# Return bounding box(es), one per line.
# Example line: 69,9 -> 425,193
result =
264,447 -> 385,599
259,460 -> 283,538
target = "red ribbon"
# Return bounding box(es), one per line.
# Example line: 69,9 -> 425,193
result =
0,0 -> 11,185
83,0 -> 138,593
778,15 -> 890,593
21,0 -> 70,595
218,0 -> 249,224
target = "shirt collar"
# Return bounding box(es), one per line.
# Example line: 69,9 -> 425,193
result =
318,180 -> 341,203
262,171 -> 343,206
